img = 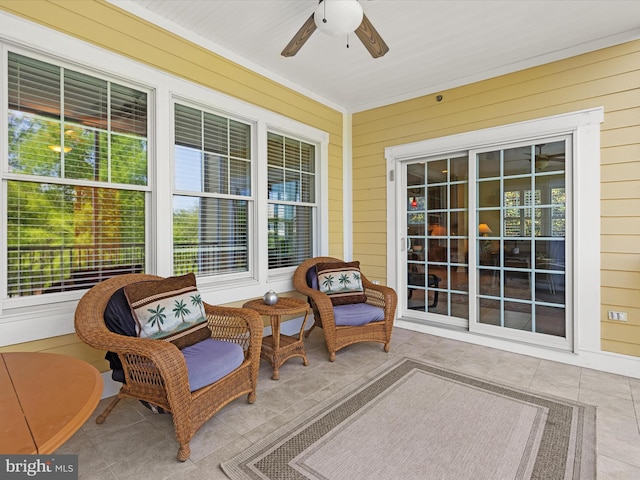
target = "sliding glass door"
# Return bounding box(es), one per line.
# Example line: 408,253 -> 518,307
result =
401,136 -> 571,346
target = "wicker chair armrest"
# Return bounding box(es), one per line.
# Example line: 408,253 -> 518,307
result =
363,280 -> 397,311
119,339 -> 185,370
75,320 -> 159,355
203,303 -> 263,358
292,277 -> 318,299
203,303 -> 262,396
300,286 -> 337,330
74,301 -> 188,378
110,335 -> 180,363
100,333 -> 191,403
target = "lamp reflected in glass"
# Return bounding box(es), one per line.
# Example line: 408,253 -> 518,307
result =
48,129 -> 75,153
478,223 -> 493,237
430,224 -> 447,236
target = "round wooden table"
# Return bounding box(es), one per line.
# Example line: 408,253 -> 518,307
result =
0,352 -> 103,454
243,297 -> 311,380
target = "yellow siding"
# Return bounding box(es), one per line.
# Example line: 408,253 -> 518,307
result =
602,323 -> 640,357
353,39 -> 640,357
0,334 -> 108,371
602,270 -> 640,290
602,253 -> 640,271
601,144 -> 640,165
602,162 -> 640,183
601,216 -> 640,235
602,339 -> 640,357
0,0 -> 344,368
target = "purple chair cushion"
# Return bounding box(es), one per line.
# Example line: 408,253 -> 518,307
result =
181,338 -> 244,392
333,303 -> 385,327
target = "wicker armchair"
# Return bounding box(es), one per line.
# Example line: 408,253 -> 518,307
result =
293,257 -> 397,362
74,274 -> 263,461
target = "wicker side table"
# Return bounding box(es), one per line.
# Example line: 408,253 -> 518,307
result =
243,297 -> 310,380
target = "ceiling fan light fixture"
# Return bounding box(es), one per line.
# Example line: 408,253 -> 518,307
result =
314,0 -> 363,36
281,0 -> 387,58
535,158 -> 550,171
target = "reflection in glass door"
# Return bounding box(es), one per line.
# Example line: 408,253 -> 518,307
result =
406,155 -> 469,322
475,139 -> 568,339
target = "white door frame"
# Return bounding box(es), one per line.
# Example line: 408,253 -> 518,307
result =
385,107 -> 603,354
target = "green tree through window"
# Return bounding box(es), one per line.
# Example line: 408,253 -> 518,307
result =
6,52 -> 148,297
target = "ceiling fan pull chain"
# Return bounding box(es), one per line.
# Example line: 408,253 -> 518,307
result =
347,34 -> 350,49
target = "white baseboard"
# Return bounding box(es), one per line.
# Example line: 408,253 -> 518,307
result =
100,371 -> 122,399
395,319 -> 640,379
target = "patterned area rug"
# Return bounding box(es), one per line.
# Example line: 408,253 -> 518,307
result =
221,357 -> 596,480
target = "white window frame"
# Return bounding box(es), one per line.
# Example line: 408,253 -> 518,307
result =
0,12 -> 329,346
170,97 -> 258,285
2,46 -> 154,311
265,128 -> 320,275
385,108 -> 603,354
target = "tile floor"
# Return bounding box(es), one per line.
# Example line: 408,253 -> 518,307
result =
58,326 -> 640,479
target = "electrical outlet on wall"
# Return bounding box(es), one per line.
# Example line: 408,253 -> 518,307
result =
608,310 -> 628,321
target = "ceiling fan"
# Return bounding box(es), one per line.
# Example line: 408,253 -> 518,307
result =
281,0 -> 389,58
525,145 -> 565,171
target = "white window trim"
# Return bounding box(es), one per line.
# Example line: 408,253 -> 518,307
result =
170,96 -> 260,288
2,47 -> 155,311
0,12 -> 329,346
385,108 -> 603,357
264,127 -> 324,282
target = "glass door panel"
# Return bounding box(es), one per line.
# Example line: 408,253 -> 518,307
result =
405,156 -> 468,322
474,139 -> 568,340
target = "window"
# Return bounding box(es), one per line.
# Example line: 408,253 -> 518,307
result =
173,103 -> 252,276
502,142 -> 565,238
5,52 -> 148,298
267,133 -> 316,269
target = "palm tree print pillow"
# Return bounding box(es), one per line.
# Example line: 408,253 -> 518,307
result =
124,273 -> 207,340
315,261 -> 367,306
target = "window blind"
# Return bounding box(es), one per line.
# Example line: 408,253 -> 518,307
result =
267,133 -> 316,269
173,103 -> 252,276
5,52 -> 148,297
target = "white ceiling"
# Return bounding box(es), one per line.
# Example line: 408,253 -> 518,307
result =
110,1 -> 640,112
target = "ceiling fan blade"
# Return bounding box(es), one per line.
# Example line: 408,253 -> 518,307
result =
525,153 -> 565,160
534,155 -> 565,161
354,13 -> 389,58
281,14 -> 317,57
